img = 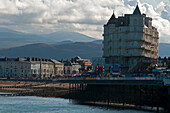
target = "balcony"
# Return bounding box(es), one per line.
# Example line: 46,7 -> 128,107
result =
144,38 -> 152,43
126,38 -> 145,41
125,45 -> 142,49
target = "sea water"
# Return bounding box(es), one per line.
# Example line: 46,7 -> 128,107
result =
0,96 -> 152,113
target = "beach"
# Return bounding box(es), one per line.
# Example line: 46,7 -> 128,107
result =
0,80 -> 70,97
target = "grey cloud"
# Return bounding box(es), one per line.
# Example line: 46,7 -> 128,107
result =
0,0 -> 168,42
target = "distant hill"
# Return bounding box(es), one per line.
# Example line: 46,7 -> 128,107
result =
54,40 -> 73,45
0,42 -> 102,59
0,41 -> 169,59
42,31 -> 96,42
0,28 -> 96,48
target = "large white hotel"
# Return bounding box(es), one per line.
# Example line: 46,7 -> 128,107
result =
103,5 -> 159,74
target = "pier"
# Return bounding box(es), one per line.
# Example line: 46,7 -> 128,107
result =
58,77 -> 170,112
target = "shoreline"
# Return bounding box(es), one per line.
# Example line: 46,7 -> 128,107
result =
0,80 -> 168,113
0,80 -> 70,98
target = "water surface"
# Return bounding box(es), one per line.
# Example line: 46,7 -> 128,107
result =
0,96 -> 152,113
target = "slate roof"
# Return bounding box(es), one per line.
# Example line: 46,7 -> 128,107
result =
107,11 -> 116,24
133,5 -> 141,15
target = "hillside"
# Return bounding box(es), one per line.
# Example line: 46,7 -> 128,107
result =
0,28 -> 96,48
0,42 -> 102,59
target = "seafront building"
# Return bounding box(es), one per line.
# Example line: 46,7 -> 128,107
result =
103,5 -> 159,74
91,57 -> 105,72
72,56 -> 92,71
63,59 -> 81,75
49,59 -> 64,76
62,56 -> 92,75
158,57 -> 170,68
0,57 -> 64,78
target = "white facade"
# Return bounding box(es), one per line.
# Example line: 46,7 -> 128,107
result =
103,5 -> 159,74
0,57 -> 64,78
64,61 -> 81,75
49,59 -> 64,76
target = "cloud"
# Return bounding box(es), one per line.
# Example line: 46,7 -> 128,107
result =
0,0 -> 169,43
139,1 -> 170,43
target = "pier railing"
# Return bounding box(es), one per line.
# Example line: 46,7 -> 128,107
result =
57,77 -> 163,81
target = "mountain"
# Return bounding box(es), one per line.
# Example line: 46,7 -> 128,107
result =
0,42 -> 102,59
42,31 -> 96,42
0,28 -> 97,48
0,39 -> 169,59
54,40 -> 73,45
91,40 -> 103,44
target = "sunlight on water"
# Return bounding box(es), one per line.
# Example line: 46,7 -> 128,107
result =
0,96 -> 152,113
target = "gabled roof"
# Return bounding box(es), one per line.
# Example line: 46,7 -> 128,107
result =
133,5 -> 141,15
50,59 -> 63,64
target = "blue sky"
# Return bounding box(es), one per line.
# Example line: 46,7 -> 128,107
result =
0,0 -> 169,43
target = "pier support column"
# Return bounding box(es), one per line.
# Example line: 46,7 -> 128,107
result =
167,87 -> 170,112
157,106 -> 159,112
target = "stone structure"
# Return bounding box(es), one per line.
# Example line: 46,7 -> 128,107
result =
103,5 -> 159,74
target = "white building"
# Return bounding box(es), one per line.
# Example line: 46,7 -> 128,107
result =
103,5 -> 159,74
0,57 -> 64,78
49,59 -> 64,76
64,60 -> 81,75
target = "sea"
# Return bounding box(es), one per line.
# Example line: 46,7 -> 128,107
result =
0,95 -> 153,113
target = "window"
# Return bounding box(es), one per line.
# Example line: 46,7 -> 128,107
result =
134,19 -> 137,25
34,70 -> 37,73
134,27 -> 137,31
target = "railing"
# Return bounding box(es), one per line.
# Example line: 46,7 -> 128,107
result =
125,38 -> 145,41
57,76 -> 163,81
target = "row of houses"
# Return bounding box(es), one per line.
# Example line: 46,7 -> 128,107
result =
0,56 -> 92,78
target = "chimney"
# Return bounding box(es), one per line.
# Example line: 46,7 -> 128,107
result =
61,58 -> 63,63
27,57 -> 30,61
4,56 -> 7,61
45,59 -> 48,62
71,58 -> 74,63
32,57 -> 34,61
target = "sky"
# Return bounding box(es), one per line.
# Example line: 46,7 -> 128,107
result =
0,0 -> 169,43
